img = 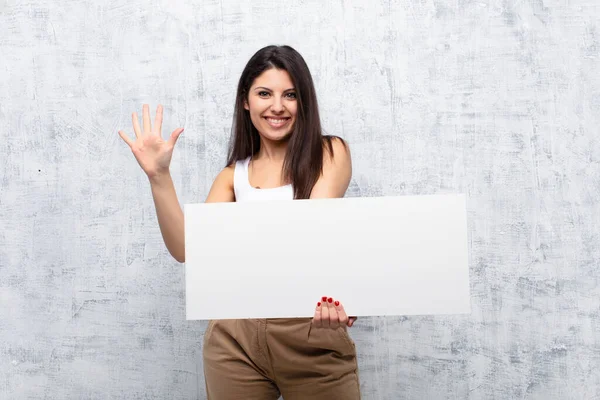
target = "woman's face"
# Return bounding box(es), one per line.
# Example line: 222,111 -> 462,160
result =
244,68 -> 297,142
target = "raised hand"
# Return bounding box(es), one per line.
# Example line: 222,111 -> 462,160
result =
313,297 -> 357,329
118,104 -> 184,179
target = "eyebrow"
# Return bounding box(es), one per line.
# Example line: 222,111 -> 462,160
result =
254,86 -> 296,92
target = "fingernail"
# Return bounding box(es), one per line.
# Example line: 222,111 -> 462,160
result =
334,301 -> 340,306
327,297 -> 333,303
321,296 -> 327,302
317,302 -> 321,307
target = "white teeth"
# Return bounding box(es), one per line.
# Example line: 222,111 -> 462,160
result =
265,117 -> 289,127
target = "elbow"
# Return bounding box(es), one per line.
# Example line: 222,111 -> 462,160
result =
166,240 -> 185,263
171,250 -> 185,263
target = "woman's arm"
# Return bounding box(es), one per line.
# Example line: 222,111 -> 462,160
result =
149,172 -> 186,263
151,166 -> 234,263
310,137 -> 357,327
310,137 -> 352,199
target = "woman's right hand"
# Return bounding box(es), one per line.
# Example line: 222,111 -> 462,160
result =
118,104 -> 184,179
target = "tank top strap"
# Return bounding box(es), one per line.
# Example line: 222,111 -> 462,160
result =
233,157 -> 251,199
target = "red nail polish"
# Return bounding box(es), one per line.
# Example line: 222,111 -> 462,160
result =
335,301 -> 339,306
327,297 -> 333,303
317,302 -> 321,307
322,296 -> 327,302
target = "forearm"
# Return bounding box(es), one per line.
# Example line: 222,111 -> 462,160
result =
149,172 -> 185,263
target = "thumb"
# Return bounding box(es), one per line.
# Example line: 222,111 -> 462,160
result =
169,128 -> 184,145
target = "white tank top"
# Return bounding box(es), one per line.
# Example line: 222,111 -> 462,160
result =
233,157 -> 294,202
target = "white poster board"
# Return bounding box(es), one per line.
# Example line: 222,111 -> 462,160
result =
184,194 -> 470,320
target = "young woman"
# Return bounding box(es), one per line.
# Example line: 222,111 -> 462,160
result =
119,45 -> 361,399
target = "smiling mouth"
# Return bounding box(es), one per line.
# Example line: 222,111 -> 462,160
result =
264,117 -> 291,128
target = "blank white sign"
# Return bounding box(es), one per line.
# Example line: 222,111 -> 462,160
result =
184,194 -> 470,320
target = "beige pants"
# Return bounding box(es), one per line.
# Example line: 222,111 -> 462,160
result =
203,318 -> 361,399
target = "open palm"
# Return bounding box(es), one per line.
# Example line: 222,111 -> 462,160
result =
118,104 -> 184,179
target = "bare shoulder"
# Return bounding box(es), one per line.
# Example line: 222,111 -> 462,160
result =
205,164 -> 235,203
323,136 -> 351,166
310,136 -> 352,199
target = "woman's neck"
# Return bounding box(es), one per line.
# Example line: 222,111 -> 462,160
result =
255,137 -> 288,162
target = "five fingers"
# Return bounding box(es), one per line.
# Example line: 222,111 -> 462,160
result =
120,104 -> 182,148
313,297 -> 355,329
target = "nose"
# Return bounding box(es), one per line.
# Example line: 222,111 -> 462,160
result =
270,96 -> 285,113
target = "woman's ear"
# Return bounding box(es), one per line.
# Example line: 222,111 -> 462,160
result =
244,100 -> 249,110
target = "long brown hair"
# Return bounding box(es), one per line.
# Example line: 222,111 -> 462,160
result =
225,45 -> 347,199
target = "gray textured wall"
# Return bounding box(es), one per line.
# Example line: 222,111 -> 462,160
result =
1,0 -> 599,399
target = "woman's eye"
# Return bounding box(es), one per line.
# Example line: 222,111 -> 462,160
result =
258,91 -> 270,97
286,92 -> 297,99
